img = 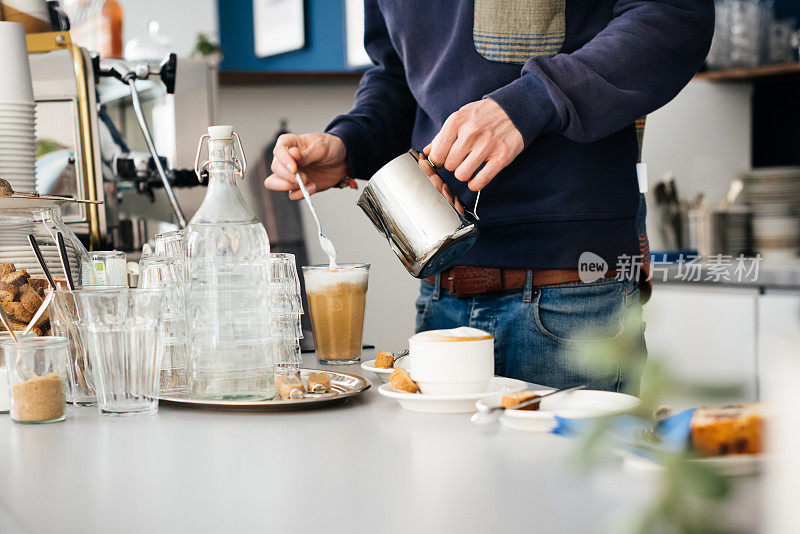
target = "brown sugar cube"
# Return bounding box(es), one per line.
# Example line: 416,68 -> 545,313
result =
691,403 -> 766,457
375,350 -> 395,368
2,301 -> 33,323
0,263 -> 16,278
275,374 -> 305,399
307,372 -> 331,394
501,391 -> 542,411
0,281 -> 19,303
27,278 -> 49,296
20,285 -> 44,314
390,368 -> 419,394
3,270 -> 29,287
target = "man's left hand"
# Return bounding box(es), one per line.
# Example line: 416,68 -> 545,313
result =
424,98 -> 524,192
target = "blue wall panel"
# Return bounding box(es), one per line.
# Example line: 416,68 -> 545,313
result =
218,0 -> 364,72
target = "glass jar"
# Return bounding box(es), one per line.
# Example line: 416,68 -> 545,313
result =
0,205 -> 90,284
2,337 -> 69,424
184,126 -> 274,400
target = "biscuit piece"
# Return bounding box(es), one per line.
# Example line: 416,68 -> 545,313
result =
3,270 -> 29,287
375,350 -> 395,368
20,285 -> 43,314
275,374 -> 305,399
389,368 -> 419,394
2,301 -> 34,323
0,263 -> 16,279
691,403 -> 765,457
501,391 -> 542,411
27,278 -> 49,296
307,372 -> 331,394
0,281 -> 19,303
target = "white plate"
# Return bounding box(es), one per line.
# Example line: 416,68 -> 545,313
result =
476,389 -> 641,433
360,356 -> 408,383
621,450 -> 766,477
378,376 -> 527,413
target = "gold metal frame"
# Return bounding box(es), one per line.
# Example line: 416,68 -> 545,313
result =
26,31 -> 102,249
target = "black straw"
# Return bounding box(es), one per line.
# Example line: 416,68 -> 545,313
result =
56,232 -> 75,290
27,234 -> 57,289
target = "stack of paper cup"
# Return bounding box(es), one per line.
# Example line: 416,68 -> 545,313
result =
0,21 -> 37,193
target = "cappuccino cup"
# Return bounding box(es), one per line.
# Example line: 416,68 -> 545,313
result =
408,327 -> 494,394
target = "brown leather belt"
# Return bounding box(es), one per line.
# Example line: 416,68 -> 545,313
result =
425,266 -> 614,297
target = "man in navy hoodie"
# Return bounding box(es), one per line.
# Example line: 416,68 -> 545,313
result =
265,0 -> 714,392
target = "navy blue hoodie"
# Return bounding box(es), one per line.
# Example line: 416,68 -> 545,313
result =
327,0 -> 714,270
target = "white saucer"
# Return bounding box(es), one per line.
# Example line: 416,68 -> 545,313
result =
620,450 -> 766,477
378,376 -> 527,413
360,356 -> 407,383
476,389 -> 640,433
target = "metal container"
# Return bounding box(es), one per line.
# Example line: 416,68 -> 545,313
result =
357,151 -> 477,278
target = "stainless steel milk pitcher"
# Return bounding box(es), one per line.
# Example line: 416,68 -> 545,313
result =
357,151 -> 478,278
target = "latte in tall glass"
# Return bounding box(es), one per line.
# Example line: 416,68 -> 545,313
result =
302,264 -> 369,364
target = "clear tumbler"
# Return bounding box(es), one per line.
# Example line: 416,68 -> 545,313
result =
77,288 -> 164,416
48,288 -> 96,405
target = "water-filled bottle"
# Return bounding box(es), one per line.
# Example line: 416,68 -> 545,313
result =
185,125 -> 274,400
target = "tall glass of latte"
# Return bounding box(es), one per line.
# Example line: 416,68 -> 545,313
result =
302,264 -> 370,364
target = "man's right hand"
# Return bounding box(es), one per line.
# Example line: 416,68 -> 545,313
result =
265,133 -> 349,201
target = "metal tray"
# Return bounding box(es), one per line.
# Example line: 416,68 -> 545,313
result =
159,369 -> 371,412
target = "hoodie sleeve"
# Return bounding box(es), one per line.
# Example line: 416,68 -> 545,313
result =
325,1 -> 417,180
486,0 -> 715,146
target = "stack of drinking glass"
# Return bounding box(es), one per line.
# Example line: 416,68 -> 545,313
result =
270,253 -> 304,375
138,230 -> 187,396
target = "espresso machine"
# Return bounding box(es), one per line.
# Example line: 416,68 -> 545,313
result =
25,24 -> 216,252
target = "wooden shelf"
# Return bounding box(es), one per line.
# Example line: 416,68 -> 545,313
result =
695,62 -> 800,82
219,71 -> 365,85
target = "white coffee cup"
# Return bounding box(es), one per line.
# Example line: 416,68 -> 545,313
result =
0,22 -> 36,103
408,327 -> 494,394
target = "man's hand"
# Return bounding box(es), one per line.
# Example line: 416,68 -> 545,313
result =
265,133 -> 349,200
424,99 -> 524,191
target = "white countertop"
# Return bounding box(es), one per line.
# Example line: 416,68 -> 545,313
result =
0,351 -> 761,534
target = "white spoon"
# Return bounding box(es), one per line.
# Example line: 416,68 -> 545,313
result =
295,173 -> 337,267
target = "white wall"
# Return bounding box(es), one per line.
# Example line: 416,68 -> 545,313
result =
117,0 -> 218,57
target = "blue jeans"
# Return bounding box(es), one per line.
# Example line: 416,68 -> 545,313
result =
415,275 -> 645,393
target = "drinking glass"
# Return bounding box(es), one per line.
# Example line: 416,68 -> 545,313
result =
270,253 -> 303,313
302,264 -> 369,364
77,288 -> 164,416
138,256 -> 187,396
152,230 -> 185,280
48,288 -> 96,405
273,338 -> 302,375
84,251 -> 127,286
153,230 -> 184,259
1,336 -> 69,423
